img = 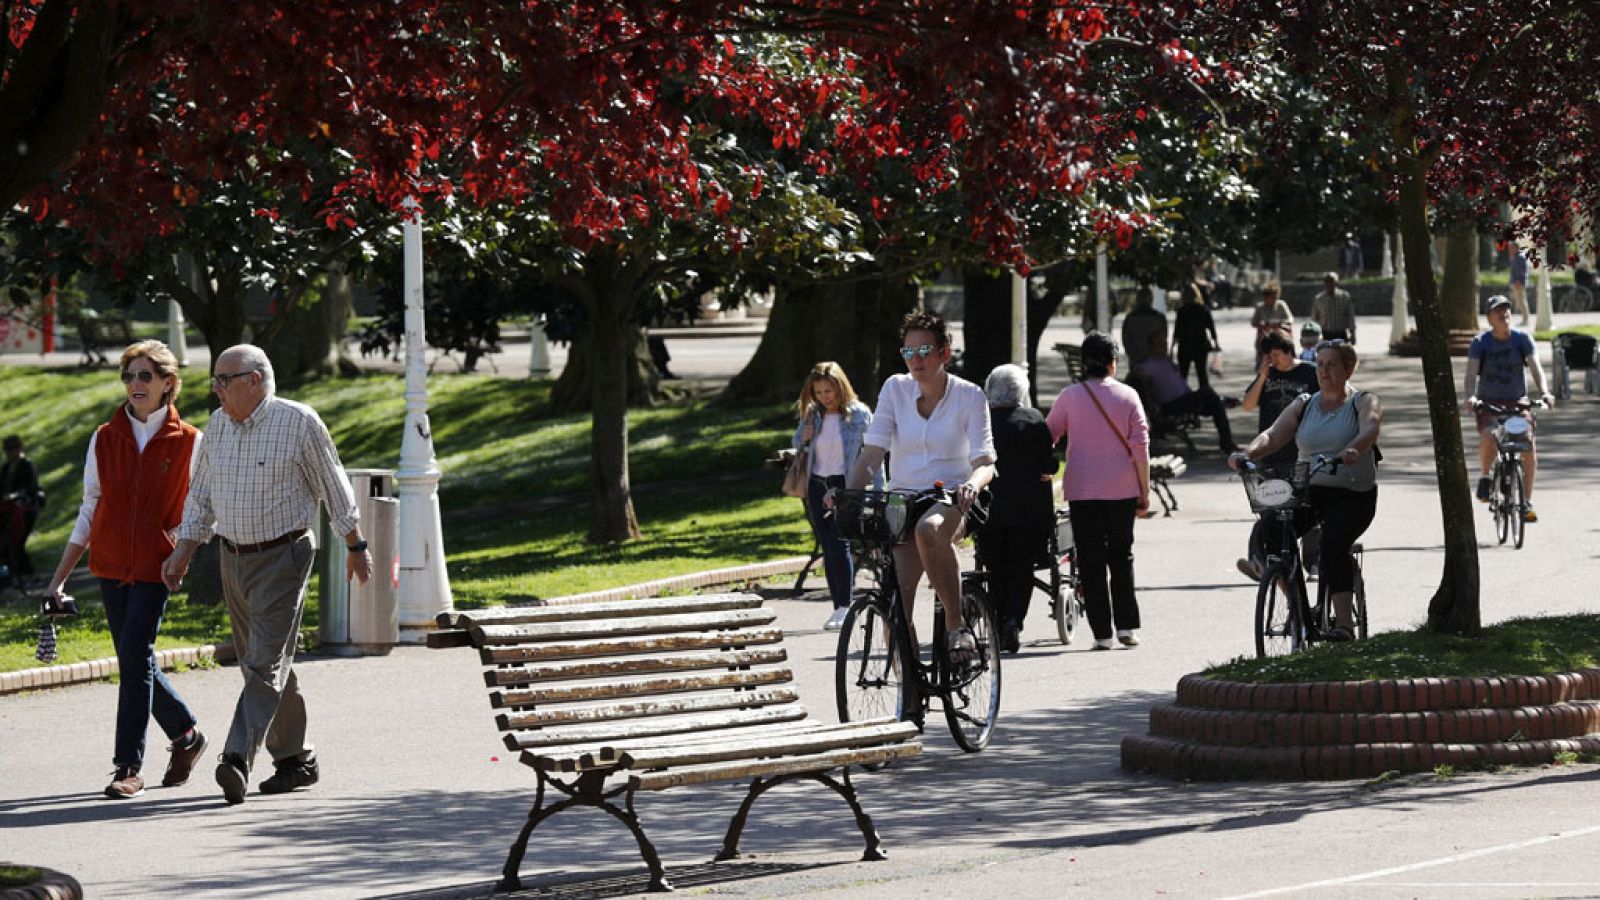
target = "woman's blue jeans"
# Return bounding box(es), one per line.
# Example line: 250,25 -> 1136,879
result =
101,579 -> 197,769
804,474 -> 855,609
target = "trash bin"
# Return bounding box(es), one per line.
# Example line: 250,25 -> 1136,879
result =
319,468 -> 399,655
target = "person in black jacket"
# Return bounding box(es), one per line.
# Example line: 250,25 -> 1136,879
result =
976,365 -> 1059,654
1174,281 -> 1220,390
1,435 -> 44,586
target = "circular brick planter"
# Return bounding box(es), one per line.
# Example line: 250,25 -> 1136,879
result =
0,865 -> 82,900
1122,668 -> 1600,780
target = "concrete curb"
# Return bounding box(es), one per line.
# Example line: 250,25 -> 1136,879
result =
0,556 -> 815,695
1123,668 -> 1600,780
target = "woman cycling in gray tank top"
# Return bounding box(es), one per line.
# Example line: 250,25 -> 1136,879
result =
1228,340 -> 1381,641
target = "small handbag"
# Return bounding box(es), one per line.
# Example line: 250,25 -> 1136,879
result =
782,445 -> 810,498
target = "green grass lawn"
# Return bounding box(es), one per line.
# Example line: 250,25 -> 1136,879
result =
1534,324 -> 1600,342
1205,615 -> 1600,683
0,367 -> 806,672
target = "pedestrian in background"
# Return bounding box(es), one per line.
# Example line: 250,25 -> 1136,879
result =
1,435 -> 44,586
1508,246 -> 1531,326
1045,332 -> 1149,650
43,341 -> 208,799
977,364 -> 1058,653
791,361 -> 878,631
1174,281 -> 1220,391
1250,282 -> 1294,367
162,344 -> 372,805
1313,272 -> 1357,344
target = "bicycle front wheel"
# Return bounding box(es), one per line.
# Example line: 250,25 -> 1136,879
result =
1510,462 -> 1527,549
835,594 -> 918,728
942,587 -> 1002,752
1054,553 -> 1081,645
1254,562 -> 1303,658
1493,462 -> 1511,545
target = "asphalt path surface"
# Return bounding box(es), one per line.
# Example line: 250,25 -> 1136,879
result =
5,310 -> 1600,898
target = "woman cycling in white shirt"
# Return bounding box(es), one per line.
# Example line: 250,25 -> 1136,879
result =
839,312 -> 997,662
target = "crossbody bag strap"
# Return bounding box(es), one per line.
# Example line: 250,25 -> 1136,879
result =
1082,381 -> 1133,458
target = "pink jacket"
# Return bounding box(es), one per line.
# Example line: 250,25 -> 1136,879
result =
1044,378 -> 1150,502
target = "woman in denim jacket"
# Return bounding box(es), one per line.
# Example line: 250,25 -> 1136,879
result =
792,362 -> 881,630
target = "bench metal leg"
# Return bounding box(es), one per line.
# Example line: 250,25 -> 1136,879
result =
500,774 -> 577,892
499,772 -> 673,894
598,790 -> 674,892
715,768 -> 886,864
793,544 -> 824,593
1152,478 -> 1179,516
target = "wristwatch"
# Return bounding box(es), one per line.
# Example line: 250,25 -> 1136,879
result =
347,539 -> 369,553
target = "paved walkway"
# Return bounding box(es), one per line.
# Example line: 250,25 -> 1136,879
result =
4,311 -> 1600,898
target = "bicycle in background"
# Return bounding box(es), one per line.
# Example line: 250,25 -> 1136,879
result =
1474,400 -> 1542,549
833,484 -> 1003,752
1238,456 -> 1368,658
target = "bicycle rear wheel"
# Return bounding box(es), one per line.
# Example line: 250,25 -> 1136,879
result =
1511,462 -> 1527,549
1493,461 -> 1510,545
835,593 -> 919,728
1254,561 -> 1303,658
1351,552 -> 1369,640
1053,553 -> 1081,645
942,585 -> 1002,752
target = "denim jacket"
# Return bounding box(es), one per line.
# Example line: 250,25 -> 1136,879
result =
792,401 -> 884,489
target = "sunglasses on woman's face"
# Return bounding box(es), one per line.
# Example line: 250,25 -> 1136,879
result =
899,344 -> 937,360
120,370 -> 158,384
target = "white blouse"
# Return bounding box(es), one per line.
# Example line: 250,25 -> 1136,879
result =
864,372 -> 995,490
812,413 -> 846,477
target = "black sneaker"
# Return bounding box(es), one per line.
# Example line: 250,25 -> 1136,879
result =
1476,477 -> 1491,502
259,754 -> 319,795
216,753 -> 248,805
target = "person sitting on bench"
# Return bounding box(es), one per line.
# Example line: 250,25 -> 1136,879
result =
1135,336 -> 1240,455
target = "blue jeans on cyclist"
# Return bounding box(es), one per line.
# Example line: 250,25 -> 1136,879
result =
805,474 -> 854,612
1068,498 -> 1140,643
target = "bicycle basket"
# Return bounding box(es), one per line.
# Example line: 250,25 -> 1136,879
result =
1053,508 -> 1074,553
835,489 -> 919,545
1242,469 -> 1299,514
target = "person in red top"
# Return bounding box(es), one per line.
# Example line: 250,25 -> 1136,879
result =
44,341 -> 208,800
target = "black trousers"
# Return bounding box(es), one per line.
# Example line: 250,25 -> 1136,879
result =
1177,350 -> 1211,391
1263,486 -> 1377,595
975,519 -> 1050,630
1068,498 -> 1140,640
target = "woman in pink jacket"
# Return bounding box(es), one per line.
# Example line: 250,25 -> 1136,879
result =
1045,332 -> 1151,650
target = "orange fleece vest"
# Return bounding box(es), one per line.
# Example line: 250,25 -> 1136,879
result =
89,407 -> 199,585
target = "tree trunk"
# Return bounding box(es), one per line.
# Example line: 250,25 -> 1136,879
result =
1439,224 -> 1481,331
721,275 -> 920,407
578,256 -> 643,544
1026,283 -> 1063,407
960,267 -> 1011,388
1389,87 -> 1480,635
551,328 -> 660,413
258,268 -> 357,389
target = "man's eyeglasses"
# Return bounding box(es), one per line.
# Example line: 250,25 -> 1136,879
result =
211,370 -> 258,388
120,370 -> 158,384
899,344 -> 938,361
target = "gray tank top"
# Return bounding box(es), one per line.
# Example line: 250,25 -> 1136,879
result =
1296,389 -> 1377,491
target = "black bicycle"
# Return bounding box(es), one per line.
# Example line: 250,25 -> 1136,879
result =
1239,456 -> 1368,658
1474,400 -> 1540,549
833,485 -> 1002,752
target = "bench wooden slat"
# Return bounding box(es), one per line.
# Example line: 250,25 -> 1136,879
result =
451,594 -> 764,629
473,608 -> 778,645
426,629 -> 473,649
630,743 -> 923,791
486,647 -> 788,687
496,687 -> 799,731
491,669 -> 793,709
503,705 -> 808,750
619,720 -> 918,770
479,629 -> 784,665
523,721 -> 823,773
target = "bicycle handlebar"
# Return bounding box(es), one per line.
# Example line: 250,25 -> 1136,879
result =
1471,399 -> 1547,413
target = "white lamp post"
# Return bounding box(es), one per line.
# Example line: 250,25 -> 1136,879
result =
1094,245 -> 1109,336
166,297 -> 189,367
396,198 -> 453,640
528,316 -> 552,378
1010,270 -> 1027,366
1535,255 -> 1553,334
1389,240 -> 1409,349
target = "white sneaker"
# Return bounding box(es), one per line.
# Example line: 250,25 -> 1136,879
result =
1092,638 -> 1114,651
823,607 -> 850,631
1117,630 -> 1140,647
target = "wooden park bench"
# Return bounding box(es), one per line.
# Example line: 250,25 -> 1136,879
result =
1123,368 -> 1201,455
429,593 -> 921,892
1052,342 -> 1085,383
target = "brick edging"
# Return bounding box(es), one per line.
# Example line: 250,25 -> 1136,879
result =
1126,668 -> 1600,780
1,555 -> 816,695
0,863 -> 84,899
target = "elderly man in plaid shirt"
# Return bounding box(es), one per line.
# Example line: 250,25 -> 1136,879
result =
162,345 -> 373,805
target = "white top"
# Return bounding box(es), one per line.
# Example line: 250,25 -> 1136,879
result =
864,372 -> 995,490
812,414 -> 846,476
68,405 -> 203,547
177,396 -> 360,545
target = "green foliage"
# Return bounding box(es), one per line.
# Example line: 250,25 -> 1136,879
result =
1204,615 -> 1600,683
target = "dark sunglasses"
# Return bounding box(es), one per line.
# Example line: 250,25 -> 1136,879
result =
120,370 -> 158,384
211,370 -> 258,388
899,344 -> 938,360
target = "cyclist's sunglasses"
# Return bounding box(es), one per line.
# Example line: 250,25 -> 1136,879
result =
120,370 -> 159,384
899,344 -> 939,360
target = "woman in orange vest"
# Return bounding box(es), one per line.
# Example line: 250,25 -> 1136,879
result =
44,341 -> 208,799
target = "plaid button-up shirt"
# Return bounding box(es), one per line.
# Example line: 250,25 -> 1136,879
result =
177,396 -> 360,545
